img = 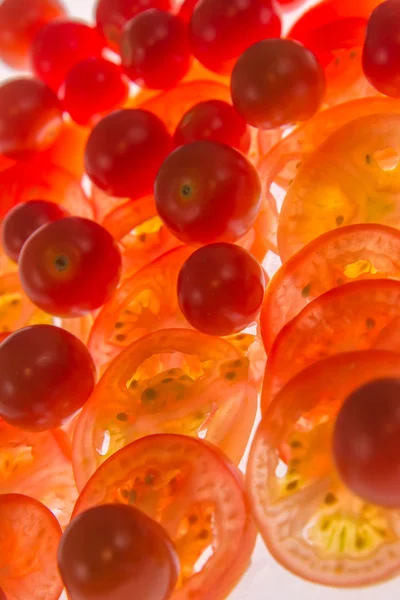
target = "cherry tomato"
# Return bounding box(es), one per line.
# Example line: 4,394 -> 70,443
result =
0,78 -> 62,160
59,57 -> 129,126
248,350 -> 400,587
121,9 -> 191,90
155,141 -> 261,245
0,494 -> 62,600
95,0 -> 172,51
178,243 -> 265,336
0,0 -> 66,70
231,39 -> 326,130
189,0 -> 281,74
262,279 -> 400,411
178,0 -> 198,23
73,434 -> 257,600
173,99 -> 250,152
31,19 -> 105,91
85,109 -> 173,199
2,200 -> 68,262
261,224 -> 400,353
19,217 -> 122,317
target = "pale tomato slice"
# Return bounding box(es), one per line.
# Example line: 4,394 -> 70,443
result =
73,434 -> 257,600
278,113 -> 400,261
0,494 -> 62,600
262,279 -> 400,411
248,350 -> 400,587
261,224 -> 400,353
73,328 -> 257,489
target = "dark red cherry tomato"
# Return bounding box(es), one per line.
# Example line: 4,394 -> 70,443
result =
95,0 -> 172,51
30,19 -> 105,91
58,504 -> 179,600
1,200 -> 68,262
19,217 -> 122,317
333,378 -> 400,508
173,99 -> 250,152
0,0 -> 66,70
154,140 -> 261,245
189,0 -> 281,74
85,109 -> 173,199
0,78 -> 62,160
231,39 -> 326,129
121,9 -> 191,90
59,57 -> 129,126
178,243 -> 265,335
0,324 -> 96,431
362,0 -> 400,97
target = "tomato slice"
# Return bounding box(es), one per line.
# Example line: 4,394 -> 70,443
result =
43,120 -> 88,180
278,112 -> 400,261
262,279 -> 400,411
74,328 -> 257,489
0,420 -> 77,527
0,272 -> 52,334
73,434 -> 257,600
261,224 -> 400,353
248,350 -> 400,587
0,494 -> 62,600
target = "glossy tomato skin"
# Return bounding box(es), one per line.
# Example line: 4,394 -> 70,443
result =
173,99 -> 250,152
85,109 -> 173,199
60,57 -> 129,126
178,243 -> 265,335
1,200 -> 68,262
154,140 -> 261,245
231,39 -> 326,129
95,0 -> 172,51
0,325 -> 96,431
0,0 -> 66,70
189,0 -> 281,74
30,19 -> 105,91
58,504 -> 179,600
121,9 -> 191,90
333,378 -> 400,508
0,78 -> 62,160
19,217 -> 122,317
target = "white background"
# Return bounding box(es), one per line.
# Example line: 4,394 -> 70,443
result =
0,0 -> 399,598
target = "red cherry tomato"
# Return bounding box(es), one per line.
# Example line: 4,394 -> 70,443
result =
19,217 -> 122,317
73,434 -> 257,600
178,0 -> 198,23
0,494 -> 62,600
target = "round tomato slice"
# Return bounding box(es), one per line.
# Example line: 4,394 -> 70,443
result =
0,420 -> 77,527
74,328 -> 257,489
278,112 -> 400,261
0,272 -> 52,334
0,494 -> 62,600
262,278 -> 400,411
248,350 -> 400,587
261,224 -> 400,353
73,434 -> 257,600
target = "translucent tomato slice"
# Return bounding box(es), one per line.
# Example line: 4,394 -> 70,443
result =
261,224 -> 400,353
73,434 -> 257,600
0,494 -> 62,600
248,350 -> 400,587
43,120 -> 88,180
278,113 -> 400,261
74,328 -> 257,489
262,279 -> 400,411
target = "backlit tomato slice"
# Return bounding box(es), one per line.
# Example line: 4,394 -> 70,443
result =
261,224 -> 400,353
73,434 -> 257,600
262,279 -> 400,411
0,494 -> 62,600
0,272 -> 52,334
248,350 -> 400,587
278,113 -> 400,261
74,328 -> 257,489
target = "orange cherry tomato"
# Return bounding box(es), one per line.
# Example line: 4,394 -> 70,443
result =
73,434 -> 257,600
74,328 -> 258,489
0,494 -> 62,600
261,224 -> 400,353
248,350 -> 400,587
